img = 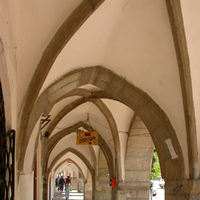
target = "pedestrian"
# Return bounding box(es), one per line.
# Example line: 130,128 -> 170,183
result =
65,176 -> 71,200
56,176 -> 60,191
59,176 -> 65,193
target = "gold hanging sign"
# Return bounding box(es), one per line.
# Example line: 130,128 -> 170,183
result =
76,131 -> 98,145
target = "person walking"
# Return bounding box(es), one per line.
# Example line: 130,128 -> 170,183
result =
65,176 -> 71,200
56,176 -> 60,190
59,176 -> 65,193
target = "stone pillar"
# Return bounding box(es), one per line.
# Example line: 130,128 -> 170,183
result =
42,173 -> 48,200
122,117 -> 154,199
78,179 -> 84,193
85,171 -> 93,200
165,179 -> 200,200
41,135 -> 48,200
77,172 -> 84,192
95,149 -> 111,200
71,177 -> 78,190
116,182 -> 150,200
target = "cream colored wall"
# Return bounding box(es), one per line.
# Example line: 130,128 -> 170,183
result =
50,174 -> 55,200
16,172 -> 34,200
24,118 -> 41,173
5,0 -> 82,110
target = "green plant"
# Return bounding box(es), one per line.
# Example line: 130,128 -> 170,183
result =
151,149 -> 161,179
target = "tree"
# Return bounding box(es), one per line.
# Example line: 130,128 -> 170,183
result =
151,148 -> 161,179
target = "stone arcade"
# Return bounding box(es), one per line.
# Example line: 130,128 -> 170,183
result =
0,0 -> 200,199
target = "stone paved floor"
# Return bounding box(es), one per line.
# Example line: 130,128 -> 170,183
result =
52,187 -> 84,200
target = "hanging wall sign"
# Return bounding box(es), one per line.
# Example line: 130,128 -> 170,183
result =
76,131 -> 98,145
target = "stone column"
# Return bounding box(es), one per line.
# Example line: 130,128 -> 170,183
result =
121,117 -> 154,200
85,171 -> 93,200
95,149 -> 111,200
41,135 -> 48,200
42,173 -> 48,200
71,177 -> 78,190
165,179 -> 200,200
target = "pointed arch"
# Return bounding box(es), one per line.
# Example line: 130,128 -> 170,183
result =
44,121 -> 114,178
17,0 -> 105,171
47,147 -> 95,199
50,158 -> 86,183
21,66 -> 184,181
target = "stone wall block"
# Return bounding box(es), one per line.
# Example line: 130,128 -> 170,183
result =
117,189 -> 137,199
95,70 -> 113,90
125,170 -> 150,182
105,75 -> 126,95
126,147 -> 154,157
127,137 -> 153,148
125,157 -> 152,170
118,84 -> 150,111
137,190 -> 149,199
48,72 -> 80,95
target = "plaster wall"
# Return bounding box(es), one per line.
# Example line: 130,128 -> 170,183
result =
119,132 -> 128,181
16,172 -> 34,200
12,0 -> 82,109
24,118 -> 40,173
47,97 -> 81,129
102,99 -> 134,132
50,174 -> 55,200
0,0 -> 16,72
102,99 -> 133,180
93,145 -> 100,175
50,102 -> 111,137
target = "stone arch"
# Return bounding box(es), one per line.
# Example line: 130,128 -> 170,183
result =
46,147 -> 95,199
17,0 -> 105,169
50,158 -> 86,199
15,1 -> 192,183
50,158 -> 86,183
23,66 -> 184,182
44,121 -> 114,178
26,92 -> 119,180
47,147 -> 94,176
43,94 -> 118,175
